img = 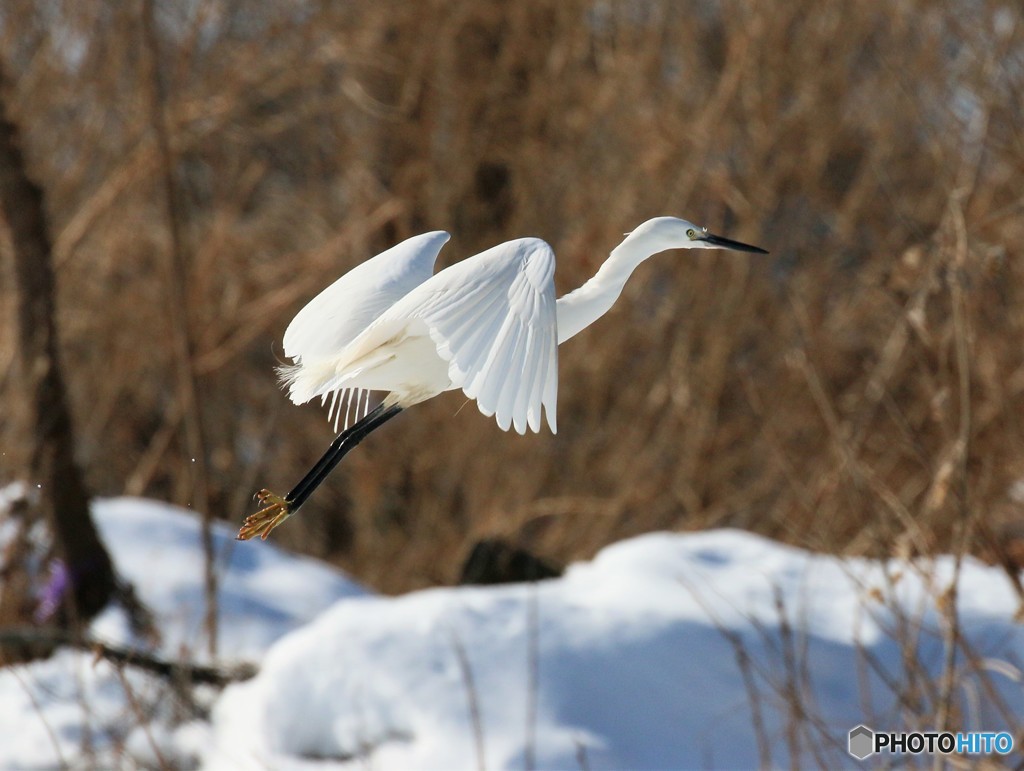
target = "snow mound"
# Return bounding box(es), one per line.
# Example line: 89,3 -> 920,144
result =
2,491 -> 1020,770
208,529 -> 1024,770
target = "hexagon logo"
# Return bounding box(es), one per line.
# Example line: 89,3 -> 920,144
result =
848,724 -> 875,760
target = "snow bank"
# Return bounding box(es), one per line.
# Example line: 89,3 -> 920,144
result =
208,530 -> 1024,770
1,491 -> 1020,770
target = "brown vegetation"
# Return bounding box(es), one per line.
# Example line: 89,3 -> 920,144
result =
1,1 -> 1022,594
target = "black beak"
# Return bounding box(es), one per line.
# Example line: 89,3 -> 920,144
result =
699,233 -> 769,254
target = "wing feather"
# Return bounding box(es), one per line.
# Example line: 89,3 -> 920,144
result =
283,231 -> 450,364
512,324 -> 539,433
494,321 -> 528,432
373,237 -> 559,433
474,313 -> 523,427
431,282 -> 509,376
467,311 -> 518,408
542,342 -> 558,434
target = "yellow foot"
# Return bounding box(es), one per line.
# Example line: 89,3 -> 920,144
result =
237,489 -> 293,541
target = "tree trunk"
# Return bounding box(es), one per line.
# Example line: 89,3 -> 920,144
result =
0,64 -> 115,658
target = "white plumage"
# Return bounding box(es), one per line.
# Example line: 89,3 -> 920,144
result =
280,230 -> 450,431
238,216 -> 767,540
280,235 -> 558,435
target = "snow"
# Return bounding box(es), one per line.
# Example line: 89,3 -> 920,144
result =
1,494 -> 1022,769
90,497 -> 368,660
0,496 -> 366,769
208,531 -> 1024,769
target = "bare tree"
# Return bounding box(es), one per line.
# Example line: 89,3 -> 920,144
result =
0,61 -> 115,658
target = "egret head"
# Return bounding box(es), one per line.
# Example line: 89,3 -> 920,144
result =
628,216 -> 768,255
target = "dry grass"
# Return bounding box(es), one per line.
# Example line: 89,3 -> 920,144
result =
0,0 -> 1022,598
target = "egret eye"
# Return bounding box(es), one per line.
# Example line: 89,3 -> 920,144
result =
686,228 -> 697,238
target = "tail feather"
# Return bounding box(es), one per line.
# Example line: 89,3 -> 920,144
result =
277,359 -> 347,405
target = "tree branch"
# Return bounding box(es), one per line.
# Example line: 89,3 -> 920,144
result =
0,626 -> 255,687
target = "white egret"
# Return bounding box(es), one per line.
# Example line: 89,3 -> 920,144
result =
237,217 -> 767,540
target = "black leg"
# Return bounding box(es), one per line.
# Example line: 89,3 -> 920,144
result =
282,402 -> 389,510
238,403 -> 403,541
285,403 -> 402,512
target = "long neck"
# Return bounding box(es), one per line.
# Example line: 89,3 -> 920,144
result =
556,231 -> 659,344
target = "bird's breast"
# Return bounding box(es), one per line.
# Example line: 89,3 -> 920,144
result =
340,328 -> 454,407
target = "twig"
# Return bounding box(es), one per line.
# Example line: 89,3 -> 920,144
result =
0,627 -> 255,687
677,573 -> 845,767
525,582 -> 539,771
573,738 -> 590,771
789,334 -> 931,556
113,665 -> 172,771
933,190 -> 973,751
450,628 -> 486,771
722,627 -> 772,768
10,666 -> 68,768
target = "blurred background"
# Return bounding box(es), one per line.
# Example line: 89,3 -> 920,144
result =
1,0 -> 1022,594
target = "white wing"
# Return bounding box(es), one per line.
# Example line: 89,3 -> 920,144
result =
282,231 -> 451,364
381,238 -> 559,434
281,231 -> 449,430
